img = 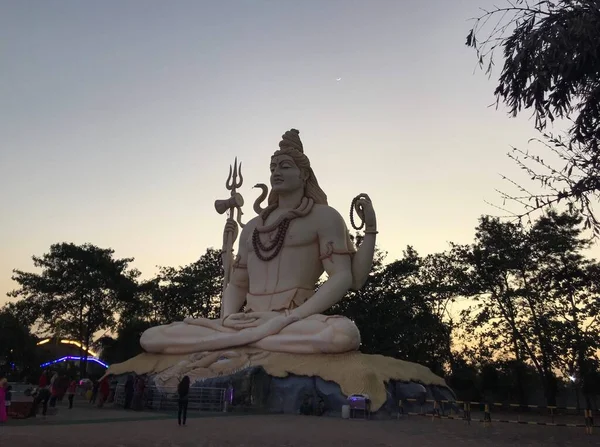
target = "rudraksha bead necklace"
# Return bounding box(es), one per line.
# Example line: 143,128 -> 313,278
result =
252,197 -> 314,261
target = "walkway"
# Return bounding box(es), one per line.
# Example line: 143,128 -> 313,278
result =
0,398 -> 597,446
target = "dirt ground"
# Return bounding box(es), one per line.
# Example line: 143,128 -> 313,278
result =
1,413 -> 598,447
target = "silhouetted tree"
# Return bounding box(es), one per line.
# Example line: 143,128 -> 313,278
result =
466,1 -> 600,232
120,248 -> 223,327
527,211 -> 600,406
455,211 -> 600,405
96,319 -> 153,365
0,306 -> 39,380
97,248 -> 223,364
328,247 -> 456,374
8,243 -> 139,376
155,248 -> 223,321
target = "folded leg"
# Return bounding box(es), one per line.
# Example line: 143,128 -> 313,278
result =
250,315 -> 360,354
140,316 -> 297,354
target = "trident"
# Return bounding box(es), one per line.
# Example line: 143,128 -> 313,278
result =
214,157 -> 245,316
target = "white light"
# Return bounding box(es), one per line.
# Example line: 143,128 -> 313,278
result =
569,375 -> 576,382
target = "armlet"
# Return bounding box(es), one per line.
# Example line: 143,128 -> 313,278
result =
232,255 -> 247,270
319,241 -> 355,261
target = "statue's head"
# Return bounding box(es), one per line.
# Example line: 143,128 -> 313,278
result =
268,129 -> 327,205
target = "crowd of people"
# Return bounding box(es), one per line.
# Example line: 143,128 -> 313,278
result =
0,369 -> 112,420
0,370 -> 192,426
32,369 -> 116,416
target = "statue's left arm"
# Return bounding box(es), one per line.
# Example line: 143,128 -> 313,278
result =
350,194 -> 377,290
289,207 -> 354,320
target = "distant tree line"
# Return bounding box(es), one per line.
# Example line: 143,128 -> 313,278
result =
2,210 -> 599,407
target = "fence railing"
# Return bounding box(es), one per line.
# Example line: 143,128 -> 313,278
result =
399,398 -> 600,415
113,384 -> 227,413
398,398 -> 596,434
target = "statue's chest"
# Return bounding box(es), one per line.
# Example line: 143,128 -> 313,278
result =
246,219 -> 317,252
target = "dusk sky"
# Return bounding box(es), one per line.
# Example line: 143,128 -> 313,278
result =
2,0 -> 598,307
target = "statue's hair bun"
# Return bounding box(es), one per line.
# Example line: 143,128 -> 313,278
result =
279,129 -> 303,153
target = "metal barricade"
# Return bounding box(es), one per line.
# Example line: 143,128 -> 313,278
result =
113,383 -> 226,413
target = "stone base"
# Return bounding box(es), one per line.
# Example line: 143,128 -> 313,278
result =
105,348 -> 454,416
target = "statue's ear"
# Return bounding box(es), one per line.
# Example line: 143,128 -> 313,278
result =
301,169 -> 310,182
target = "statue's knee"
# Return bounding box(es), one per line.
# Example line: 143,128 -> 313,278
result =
321,318 -> 360,353
139,327 -> 155,350
140,324 -> 170,350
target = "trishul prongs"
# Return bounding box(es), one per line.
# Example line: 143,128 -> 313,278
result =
226,157 -> 243,194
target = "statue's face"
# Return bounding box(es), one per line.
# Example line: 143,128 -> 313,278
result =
270,154 -> 305,193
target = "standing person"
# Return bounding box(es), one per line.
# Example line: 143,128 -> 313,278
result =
0,378 -> 7,423
33,386 -> 51,417
97,377 -> 110,408
49,372 -> 59,407
177,376 -> 190,426
132,377 -> 146,411
38,370 -> 48,388
89,380 -> 99,404
5,385 -> 12,412
124,375 -> 134,409
57,375 -> 68,403
67,380 -> 77,409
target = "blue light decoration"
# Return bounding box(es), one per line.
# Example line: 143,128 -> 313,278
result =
40,356 -> 109,369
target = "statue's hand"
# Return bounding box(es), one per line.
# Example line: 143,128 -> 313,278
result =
355,194 -> 377,231
184,317 -> 237,332
223,312 -> 298,341
224,311 -> 281,329
222,312 -> 250,329
254,314 -> 299,337
223,218 -> 239,245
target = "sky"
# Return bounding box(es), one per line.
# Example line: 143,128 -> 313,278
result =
2,0 -> 598,308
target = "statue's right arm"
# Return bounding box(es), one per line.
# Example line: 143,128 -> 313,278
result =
220,222 -> 251,321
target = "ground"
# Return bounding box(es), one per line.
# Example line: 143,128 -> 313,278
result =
0,398 -> 597,446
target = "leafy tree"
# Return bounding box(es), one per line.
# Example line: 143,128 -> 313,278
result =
456,215 -> 560,404
154,248 -> 223,321
46,247 -> 222,367
446,350 -> 541,404
526,211 -> 600,405
466,1 -> 600,231
413,250 -> 470,371
467,0 -> 600,141
118,278 -> 166,326
456,211 -> 600,405
328,247 -> 455,374
8,243 -> 139,376
86,248 -> 222,366
101,247 -> 223,365
445,356 -> 481,402
96,319 -> 153,365
417,251 -> 466,322
122,248 -> 223,325
0,306 -> 39,380
580,358 -> 600,400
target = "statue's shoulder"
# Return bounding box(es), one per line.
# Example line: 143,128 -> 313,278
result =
311,204 -> 345,224
242,215 -> 261,233
247,215 -> 262,225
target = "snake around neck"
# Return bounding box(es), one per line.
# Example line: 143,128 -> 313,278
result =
251,197 -> 314,262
